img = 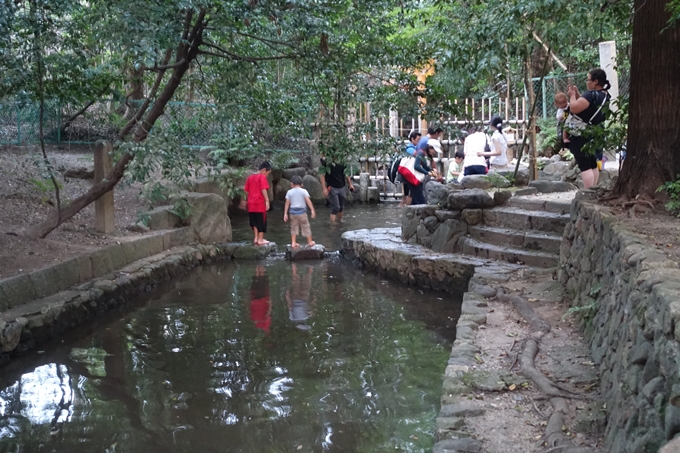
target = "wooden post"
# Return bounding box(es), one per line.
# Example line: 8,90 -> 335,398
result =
94,140 -> 115,233
525,59 -> 538,181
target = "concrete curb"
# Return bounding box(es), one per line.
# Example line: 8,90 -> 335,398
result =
0,228 -> 195,310
0,240 -> 280,365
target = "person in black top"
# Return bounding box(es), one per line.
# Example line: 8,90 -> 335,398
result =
566,68 -> 611,189
319,158 -> 355,222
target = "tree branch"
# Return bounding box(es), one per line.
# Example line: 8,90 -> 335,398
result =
234,31 -> 296,48
119,48 -> 172,140
145,58 -> 186,71
199,41 -> 296,62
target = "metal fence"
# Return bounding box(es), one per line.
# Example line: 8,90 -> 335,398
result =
0,99 -> 241,148
531,71 -> 631,122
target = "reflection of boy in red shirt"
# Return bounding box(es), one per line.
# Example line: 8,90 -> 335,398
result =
250,265 -> 271,333
242,162 -> 272,245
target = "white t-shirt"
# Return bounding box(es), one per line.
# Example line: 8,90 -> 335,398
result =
285,187 -> 310,214
462,132 -> 488,168
490,130 -> 509,166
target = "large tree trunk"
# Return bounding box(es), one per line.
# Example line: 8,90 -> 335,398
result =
25,12 -> 206,239
612,0 -> 680,199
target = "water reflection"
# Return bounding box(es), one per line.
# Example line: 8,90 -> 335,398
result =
0,259 -> 460,453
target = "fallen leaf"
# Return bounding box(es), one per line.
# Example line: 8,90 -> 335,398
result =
509,384 -> 517,391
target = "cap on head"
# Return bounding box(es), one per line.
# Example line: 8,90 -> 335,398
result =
259,161 -> 272,171
290,175 -> 303,185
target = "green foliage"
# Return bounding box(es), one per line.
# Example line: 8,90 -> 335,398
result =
29,177 -> 62,193
656,174 -> 680,217
537,118 -> 560,157
268,150 -> 298,170
169,197 -> 191,222
562,302 -> 598,321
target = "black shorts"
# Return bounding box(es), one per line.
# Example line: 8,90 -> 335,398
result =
248,212 -> 267,233
569,136 -> 598,172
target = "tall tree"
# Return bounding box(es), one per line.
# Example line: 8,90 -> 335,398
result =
611,0 -> 680,200
18,0 -> 419,238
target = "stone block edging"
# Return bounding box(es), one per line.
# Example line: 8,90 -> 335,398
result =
341,226 -> 538,451
0,228 -> 196,311
0,241 -> 280,365
559,197 -> 680,452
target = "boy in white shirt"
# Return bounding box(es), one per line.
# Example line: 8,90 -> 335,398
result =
284,175 -> 316,248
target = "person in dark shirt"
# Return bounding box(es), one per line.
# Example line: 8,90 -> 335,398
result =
566,68 -> 611,189
319,158 -> 355,222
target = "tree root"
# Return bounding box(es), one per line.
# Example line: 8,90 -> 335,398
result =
496,289 -> 596,453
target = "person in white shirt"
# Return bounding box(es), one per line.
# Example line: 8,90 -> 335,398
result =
458,128 -> 488,182
284,175 -> 316,248
477,115 -> 509,169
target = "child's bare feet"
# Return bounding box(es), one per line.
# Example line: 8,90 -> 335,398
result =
308,241 -> 316,247
291,242 -> 300,248
257,240 -> 271,246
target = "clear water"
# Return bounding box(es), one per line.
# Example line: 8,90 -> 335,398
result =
230,202 -> 404,251
0,259 -> 460,453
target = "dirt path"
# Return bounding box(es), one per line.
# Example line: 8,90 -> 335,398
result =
0,145 -> 146,279
462,271 -> 604,453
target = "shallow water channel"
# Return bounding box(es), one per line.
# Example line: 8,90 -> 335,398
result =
0,258 -> 461,453
230,201 -> 404,251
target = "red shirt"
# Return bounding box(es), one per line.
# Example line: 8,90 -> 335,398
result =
244,173 -> 270,212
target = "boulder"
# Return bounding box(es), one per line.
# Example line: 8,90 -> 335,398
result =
493,190 -> 512,206
232,242 -> 277,259
286,244 -> 325,260
515,168 -> 530,186
142,205 -> 182,230
283,167 -> 307,180
190,175 -> 233,209
302,175 -> 325,204
184,192 -> 231,243
543,161 -> 570,177
275,178 -> 291,201
426,181 -> 450,207
461,209 -> 482,225
447,189 -> 495,211
430,219 -> 468,253
550,154 -> 563,162
529,180 -> 577,193
461,175 -> 491,190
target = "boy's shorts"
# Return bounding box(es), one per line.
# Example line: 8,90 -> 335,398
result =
249,212 -> 267,233
290,213 -> 311,236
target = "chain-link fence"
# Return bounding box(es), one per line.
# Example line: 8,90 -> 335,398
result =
531,70 -> 631,122
0,99 -> 312,153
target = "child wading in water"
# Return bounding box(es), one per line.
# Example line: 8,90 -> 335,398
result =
283,175 -> 316,247
242,161 -> 272,245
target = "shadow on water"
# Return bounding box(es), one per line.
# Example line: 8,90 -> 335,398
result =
230,201 -> 404,251
0,258 -> 461,453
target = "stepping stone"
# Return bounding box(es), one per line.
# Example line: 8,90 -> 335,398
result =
286,244 -> 325,260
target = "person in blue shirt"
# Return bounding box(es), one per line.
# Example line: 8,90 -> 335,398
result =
398,130 -> 421,206
409,144 -> 437,205
416,125 -> 443,153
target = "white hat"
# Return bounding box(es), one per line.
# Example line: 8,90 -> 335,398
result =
427,138 -> 443,155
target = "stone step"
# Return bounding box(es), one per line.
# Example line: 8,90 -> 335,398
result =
482,206 -> 570,233
457,236 -> 559,268
467,225 -> 562,254
507,196 -> 572,214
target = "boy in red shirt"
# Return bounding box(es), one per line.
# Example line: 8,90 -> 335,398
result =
243,161 -> 272,245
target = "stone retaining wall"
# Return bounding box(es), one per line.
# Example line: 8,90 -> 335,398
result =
559,198 -> 680,452
341,228 -> 482,293
0,228 -> 196,311
0,241 -> 279,366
